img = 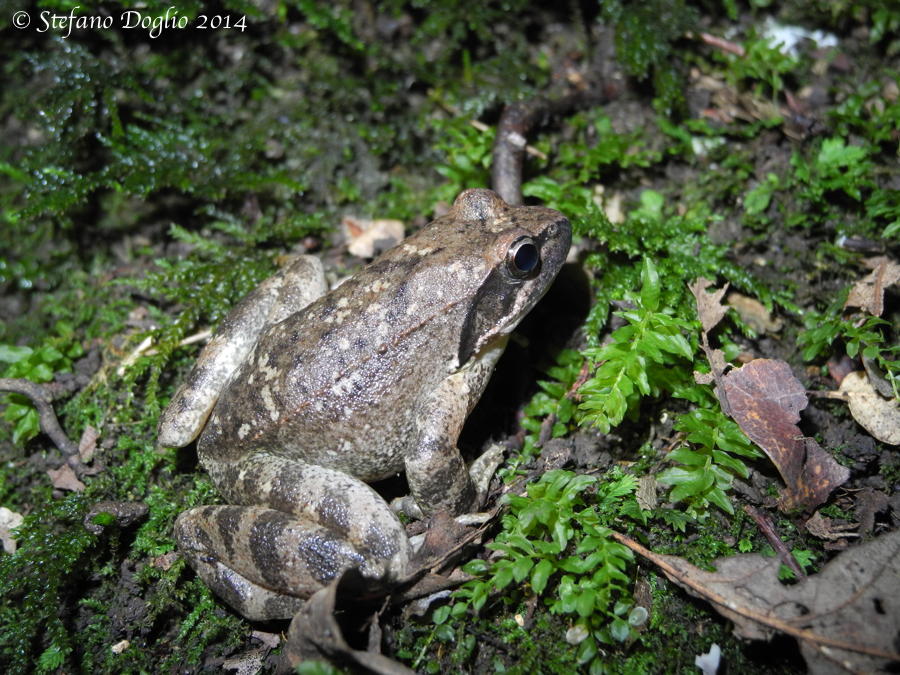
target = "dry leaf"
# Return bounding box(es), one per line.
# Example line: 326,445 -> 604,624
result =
223,647 -> 268,675
689,278 -> 730,393
111,639 -> 130,655
615,529 -> 900,674
855,488 -> 889,535
727,292 -> 783,333
722,359 -> 849,510
341,216 -> 405,259
844,256 -> 900,317
284,570 -> 415,674
838,371 -> 900,445
690,279 -> 849,509
151,551 -> 179,571
47,464 -> 85,492
636,474 -> 658,510
78,425 -> 100,463
690,278 -> 730,333
805,511 -> 858,540
251,630 -> 281,649
0,506 -> 24,553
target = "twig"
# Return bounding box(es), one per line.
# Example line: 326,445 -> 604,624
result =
492,90 -> 607,205
695,32 -> 746,57
116,329 -> 212,375
0,378 -> 78,455
744,505 -> 805,579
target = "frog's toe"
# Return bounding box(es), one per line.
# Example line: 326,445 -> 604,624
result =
468,443 -> 505,506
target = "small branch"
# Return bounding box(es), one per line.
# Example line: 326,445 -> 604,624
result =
744,505 -> 806,579
0,378 -> 78,455
116,329 -> 212,375
694,31 -> 746,57
492,91 -> 605,205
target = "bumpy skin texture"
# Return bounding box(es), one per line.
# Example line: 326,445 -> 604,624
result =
161,189 -> 571,620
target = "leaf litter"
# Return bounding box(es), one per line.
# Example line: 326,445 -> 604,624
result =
690,279 -> 849,511
612,529 -> 900,674
612,279 -> 900,673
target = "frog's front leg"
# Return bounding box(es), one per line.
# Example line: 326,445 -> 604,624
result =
404,351 -> 506,517
175,454 -> 411,621
159,255 -> 326,448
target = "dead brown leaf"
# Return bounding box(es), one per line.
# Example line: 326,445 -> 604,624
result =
283,570 -> 415,675
838,371 -> 900,445
805,511 -> 858,541
47,464 -> 85,492
688,278 -> 730,392
0,506 -> 24,554
341,216 -> 405,259
78,425 -> 99,463
636,474 -> 658,510
690,278 -> 730,333
722,359 -> 849,510
844,256 -> 900,317
855,488 -> 889,535
612,529 -> 900,674
727,292 -> 783,334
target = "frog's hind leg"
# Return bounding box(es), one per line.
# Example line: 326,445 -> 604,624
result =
205,453 -> 413,579
175,504 -> 375,621
177,455 -> 411,620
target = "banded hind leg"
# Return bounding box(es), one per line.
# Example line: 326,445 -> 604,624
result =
175,454 -> 411,620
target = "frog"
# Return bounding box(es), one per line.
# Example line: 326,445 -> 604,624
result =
158,188 -> 571,621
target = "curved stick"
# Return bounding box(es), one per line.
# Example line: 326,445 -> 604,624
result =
491,90 -> 609,205
0,378 -> 78,455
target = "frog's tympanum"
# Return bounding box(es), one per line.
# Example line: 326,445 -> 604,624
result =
159,189 -> 571,620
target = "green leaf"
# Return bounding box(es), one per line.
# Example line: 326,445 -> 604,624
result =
640,257 -> 660,311
493,563 -> 514,590
512,556 -> 534,583
434,623 -> 455,642
432,604 -> 451,624
531,559 -> 553,595
576,589 -> 596,617
462,559 -> 488,576
576,635 -> 598,665
0,344 -> 32,363
610,617 -> 631,642
705,486 -> 735,514
12,408 -> 40,445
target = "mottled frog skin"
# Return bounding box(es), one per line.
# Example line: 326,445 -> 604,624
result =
159,189 -> 571,621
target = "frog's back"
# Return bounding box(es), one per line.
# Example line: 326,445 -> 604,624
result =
197,232 -> 486,480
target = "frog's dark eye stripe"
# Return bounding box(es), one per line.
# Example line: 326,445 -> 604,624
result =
506,236 -> 541,279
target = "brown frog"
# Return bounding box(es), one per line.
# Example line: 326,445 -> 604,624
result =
158,188 -> 571,620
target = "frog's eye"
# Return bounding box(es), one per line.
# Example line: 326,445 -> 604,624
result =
506,236 -> 541,279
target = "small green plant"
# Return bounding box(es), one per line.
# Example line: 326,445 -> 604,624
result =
658,406 -> 761,514
799,290 -> 899,398
0,495 -> 95,674
430,117 -> 493,203
777,549 -> 816,581
579,258 -> 695,433
0,331 -> 83,445
724,34 -> 799,98
450,469 -> 641,671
